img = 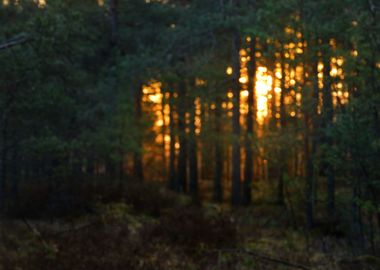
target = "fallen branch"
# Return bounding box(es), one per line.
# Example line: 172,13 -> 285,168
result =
212,248 -> 311,270
22,218 -> 49,249
0,34 -> 31,51
51,220 -> 101,236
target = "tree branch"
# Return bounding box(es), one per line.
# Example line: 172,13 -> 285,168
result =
0,34 -> 31,51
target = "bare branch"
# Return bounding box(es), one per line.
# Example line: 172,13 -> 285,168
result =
0,34 -> 31,51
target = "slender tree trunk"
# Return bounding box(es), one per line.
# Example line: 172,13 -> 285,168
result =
243,38 -> 256,205
0,119 -> 8,212
231,30 -> 242,206
188,95 -> 198,199
0,146 -> 4,212
161,92 -> 167,180
133,85 -> 144,181
177,81 -> 188,193
108,0 -> 118,46
11,149 -> 19,204
270,76 -> 277,130
321,42 -> 335,219
277,47 -> 287,205
168,87 -> 177,190
304,41 -> 320,229
351,181 -> 364,254
213,97 -> 223,202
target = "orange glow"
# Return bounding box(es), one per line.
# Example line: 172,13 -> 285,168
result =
255,66 -> 273,124
240,90 -> 249,98
226,66 -> 233,75
239,76 -> 248,84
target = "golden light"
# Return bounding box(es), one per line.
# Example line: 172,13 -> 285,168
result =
226,66 -> 233,75
239,49 -> 247,56
98,0 -> 104,6
36,0 -> 46,7
258,66 -> 267,72
239,76 -> 248,84
285,27 -> 294,34
255,66 -> 273,124
337,58 -> 344,66
240,90 -> 249,98
195,78 -> 206,86
318,63 -> 324,72
143,87 -> 150,94
156,119 -> 164,127
296,93 -> 302,102
351,50 -> 358,57
149,94 -> 162,103
330,68 -> 338,77
227,92 -> 233,99
3,0 -> 9,5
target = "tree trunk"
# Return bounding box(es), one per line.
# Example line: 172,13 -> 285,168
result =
213,97 -> 223,203
133,85 -> 144,182
277,47 -> 287,205
0,118 -> 8,212
304,41 -> 320,229
0,146 -> 4,213
108,0 -> 118,46
11,149 -> 19,204
243,38 -> 256,205
188,94 -> 198,199
168,86 -> 177,190
321,42 -> 335,219
176,81 -> 188,193
231,30 -> 241,206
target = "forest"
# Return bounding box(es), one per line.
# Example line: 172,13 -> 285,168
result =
0,0 -> 380,269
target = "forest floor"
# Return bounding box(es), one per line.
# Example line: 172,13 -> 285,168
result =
0,181 -> 379,270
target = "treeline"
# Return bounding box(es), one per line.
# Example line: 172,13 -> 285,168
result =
0,0 -> 379,254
